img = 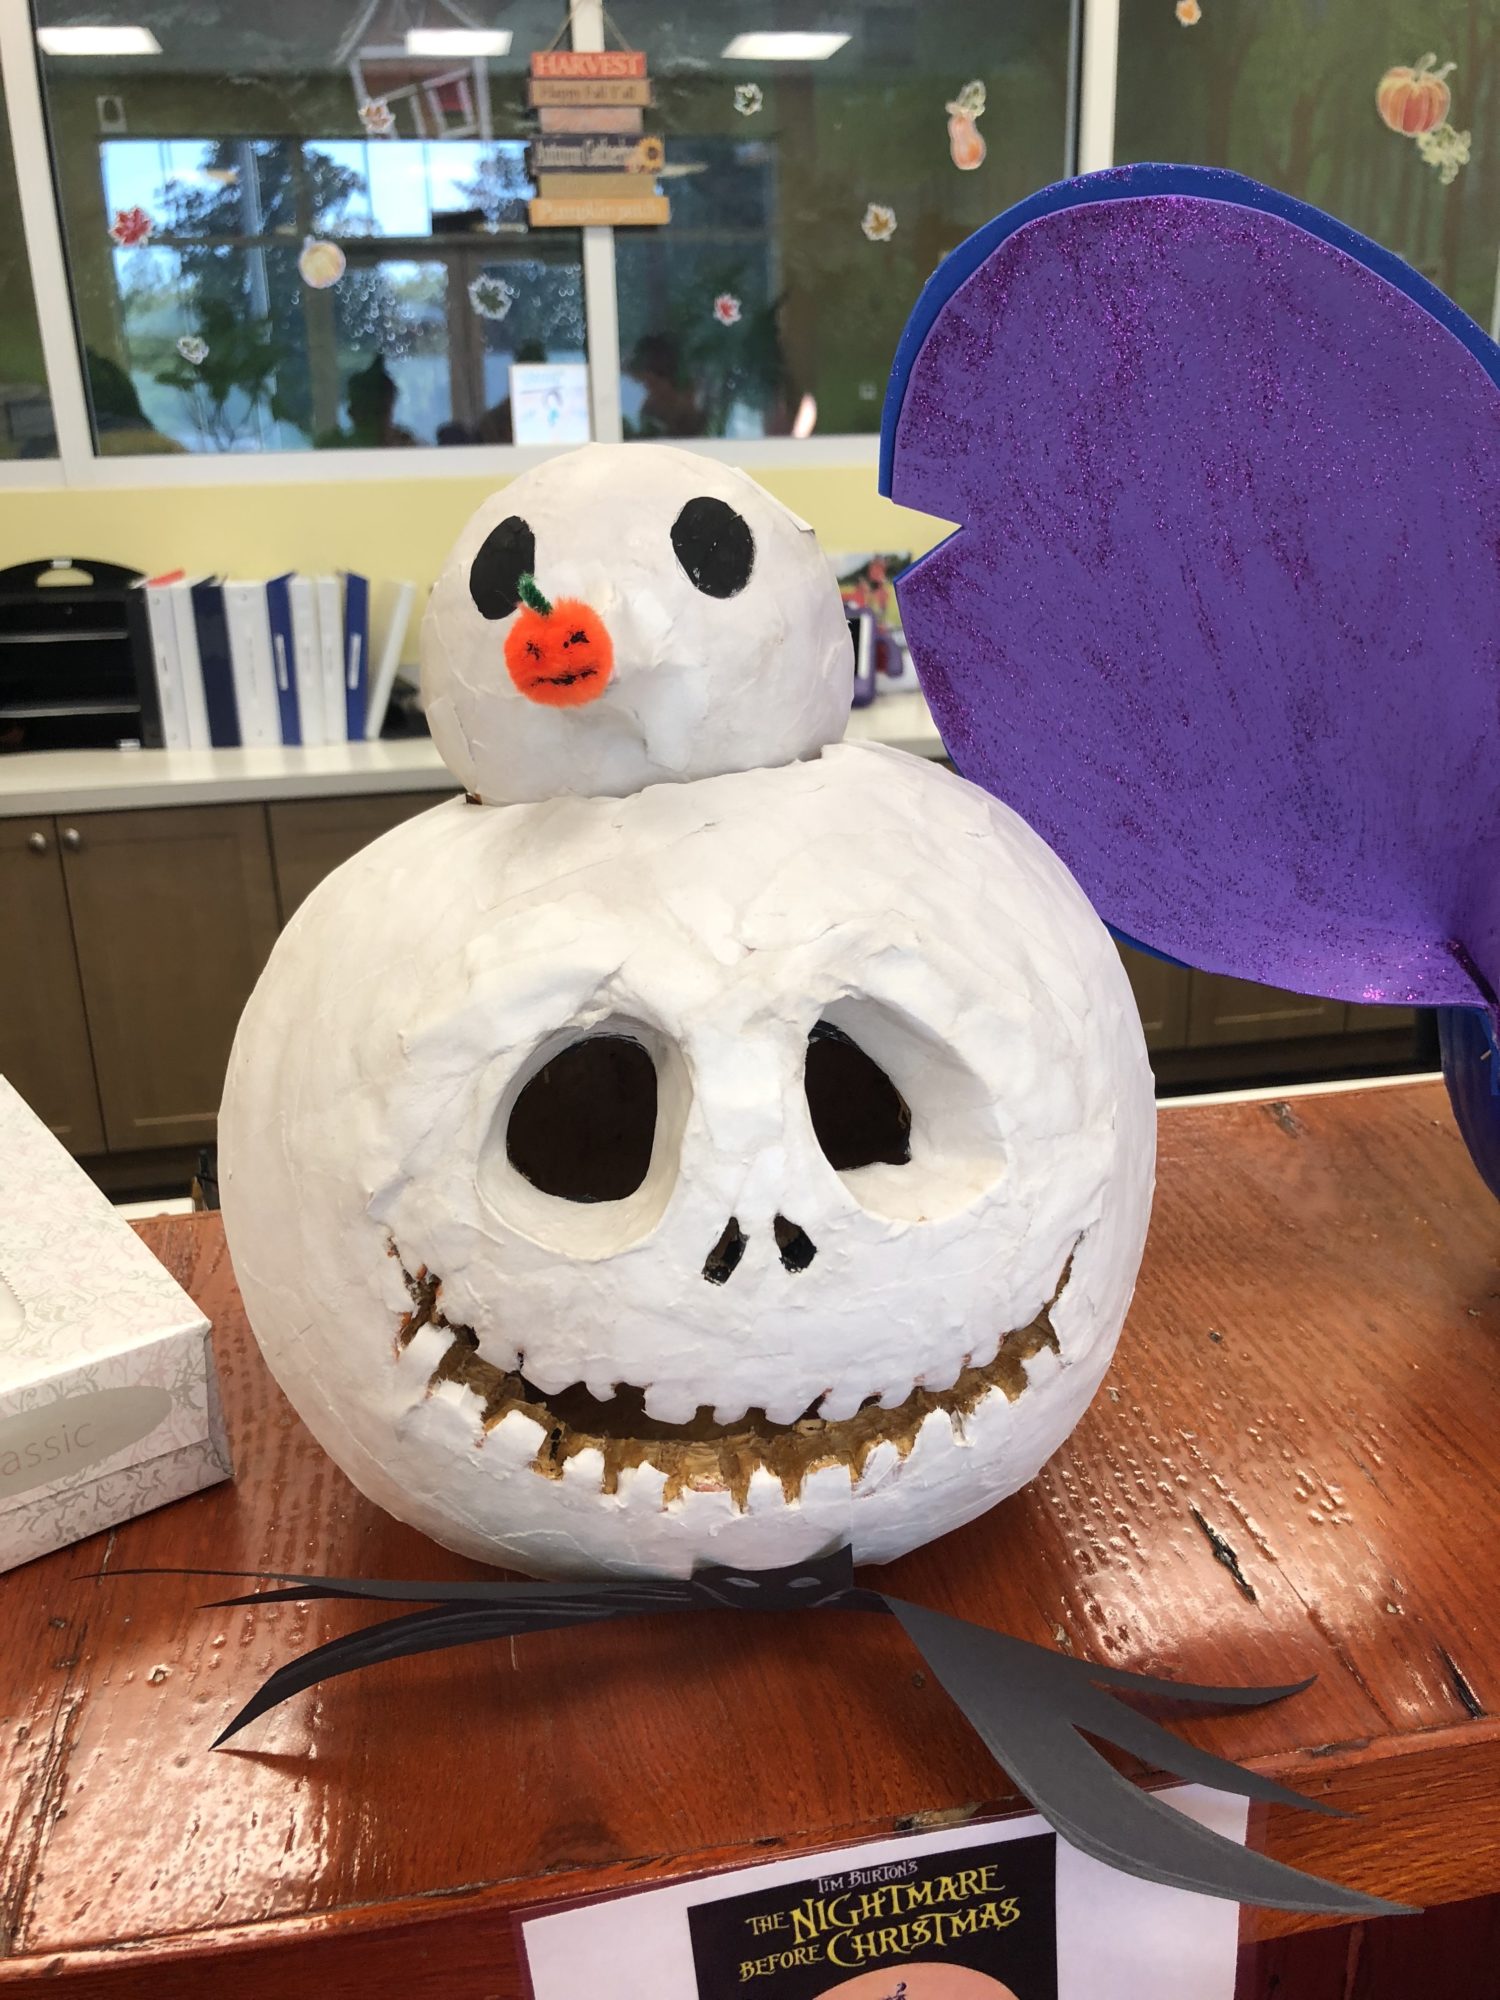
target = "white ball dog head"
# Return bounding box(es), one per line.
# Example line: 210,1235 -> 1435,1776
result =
420,443 -> 854,805
218,744 -> 1155,1579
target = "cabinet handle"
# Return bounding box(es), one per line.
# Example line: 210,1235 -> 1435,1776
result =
60,826 -> 82,852
26,830 -> 48,853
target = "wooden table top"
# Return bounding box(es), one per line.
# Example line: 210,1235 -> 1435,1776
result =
3,1080 -> 1500,1995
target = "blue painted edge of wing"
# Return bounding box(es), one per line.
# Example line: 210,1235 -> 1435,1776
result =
877,161 -> 1500,499
1439,1006 -> 1500,1203
1108,926 -> 1191,972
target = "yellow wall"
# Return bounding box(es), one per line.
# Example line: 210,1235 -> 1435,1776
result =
0,462 -> 946,661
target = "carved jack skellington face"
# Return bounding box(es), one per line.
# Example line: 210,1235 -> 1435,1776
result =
219,746 -> 1154,1579
420,443 -> 854,806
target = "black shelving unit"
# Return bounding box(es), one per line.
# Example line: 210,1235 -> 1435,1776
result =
0,556 -> 150,753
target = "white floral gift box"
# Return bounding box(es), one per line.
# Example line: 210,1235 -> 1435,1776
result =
0,1075 -> 231,1572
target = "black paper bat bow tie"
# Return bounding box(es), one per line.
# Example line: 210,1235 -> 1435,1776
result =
111,1545 -> 1410,1919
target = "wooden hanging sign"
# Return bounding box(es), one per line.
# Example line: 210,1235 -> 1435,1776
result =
535,171 -> 651,198
527,77 -> 653,108
535,105 -> 643,134
525,28 -> 667,227
530,49 -> 647,79
529,194 -> 670,227
528,134 -> 663,174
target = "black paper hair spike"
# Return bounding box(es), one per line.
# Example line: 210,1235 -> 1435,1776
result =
110,1549 -> 1413,1917
882,1607 -> 1332,1812
100,1565 -> 690,1609
211,1601 -> 646,1746
884,1599 -> 1399,1919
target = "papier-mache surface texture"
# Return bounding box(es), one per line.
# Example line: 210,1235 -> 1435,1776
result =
0,1075 -> 230,1571
220,444 -> 1155,1583
219,747 -> 1153,1581
194,177 -> 1461,1918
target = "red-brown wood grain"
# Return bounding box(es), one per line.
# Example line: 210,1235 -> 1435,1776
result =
1235,1888 -> 1500,2000
1,1081 -> 1499,1995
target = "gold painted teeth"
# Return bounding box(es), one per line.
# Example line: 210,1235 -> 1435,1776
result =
391,1247 -> 1069,1515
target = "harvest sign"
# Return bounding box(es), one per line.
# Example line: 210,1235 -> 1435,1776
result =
527,46 -> 669,227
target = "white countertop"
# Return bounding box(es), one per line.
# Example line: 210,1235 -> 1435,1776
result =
0,691 -> 945,816
2,739 -> 462,816
841,689 -> 944,759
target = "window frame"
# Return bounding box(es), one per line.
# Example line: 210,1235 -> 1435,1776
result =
0,0 -> 1094,487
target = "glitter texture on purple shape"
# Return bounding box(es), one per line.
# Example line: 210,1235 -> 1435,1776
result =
884,167 -> 1500,1014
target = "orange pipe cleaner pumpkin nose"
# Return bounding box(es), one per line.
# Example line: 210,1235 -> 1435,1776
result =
503,574 -> 614,708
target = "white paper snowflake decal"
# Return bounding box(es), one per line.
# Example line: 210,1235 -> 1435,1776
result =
468,274 -> 515,321
712,292 -> 742,326
359,98 -> 396,137
175,335 -> 209,366
861,203 -> 897,242
733,82 -> 763,117
1416,121 -> 1471,183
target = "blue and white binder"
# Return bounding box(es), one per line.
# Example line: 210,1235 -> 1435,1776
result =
286,575 -> 326,747
165,578 -> 210,749
316,575 -> 346,744
190,577 -> 239,748
222,580 -> 280,749
343,570 -> 369,742
264,573 -> 303,746
133,576 -> 188,750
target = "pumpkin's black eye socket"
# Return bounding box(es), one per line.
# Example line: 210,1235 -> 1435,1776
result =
506,1034 -> 657,1203
671,496 -> 755,598
469,515 -> 535,620
806,1021 -> 912,1169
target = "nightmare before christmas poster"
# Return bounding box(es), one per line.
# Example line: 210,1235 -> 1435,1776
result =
686,1833 -> 1058,1999
520,1792 -> 1246,1998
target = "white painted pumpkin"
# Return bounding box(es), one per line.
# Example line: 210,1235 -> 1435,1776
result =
219,446 -> 1154,1578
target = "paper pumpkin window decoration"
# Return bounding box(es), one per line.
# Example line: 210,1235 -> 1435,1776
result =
1376,53 -> 1454,134
219,442 -> 1154,1579
880,162 -> 1500,1199
945,80 -> 986,170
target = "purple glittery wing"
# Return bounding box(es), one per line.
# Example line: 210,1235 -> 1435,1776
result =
881,166 -> 1500,1012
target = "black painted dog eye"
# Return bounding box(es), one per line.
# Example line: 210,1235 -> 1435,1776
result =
671,496 -> 755,598
469,515 -> 535,620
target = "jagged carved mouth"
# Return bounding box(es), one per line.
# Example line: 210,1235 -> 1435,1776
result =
393,1252 -> 1067,1510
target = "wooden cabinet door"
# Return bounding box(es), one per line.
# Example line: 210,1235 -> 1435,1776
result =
60,806 -> 279,1151
1186,971 -> 1345,1047
1115,941 -> 1190,1052
1344,1000 -> 1417,1032
0,818 -> 105,1153
268,791 -> 452,923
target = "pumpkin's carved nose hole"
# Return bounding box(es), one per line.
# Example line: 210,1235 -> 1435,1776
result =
774,1215 -> 817,1272
703,1217 -> 747,1285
